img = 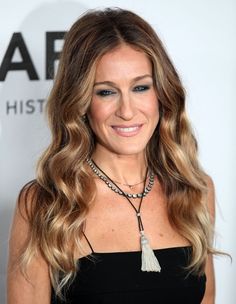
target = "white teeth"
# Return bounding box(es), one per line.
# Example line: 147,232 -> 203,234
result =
114,126 -> 139,132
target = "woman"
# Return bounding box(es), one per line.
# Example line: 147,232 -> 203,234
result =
7,8 -> 216,304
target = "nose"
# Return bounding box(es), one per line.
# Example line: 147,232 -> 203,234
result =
115,93 -> 136,120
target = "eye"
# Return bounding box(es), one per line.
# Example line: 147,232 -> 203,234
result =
95,89 -> 116,97
133,85 -> 150,92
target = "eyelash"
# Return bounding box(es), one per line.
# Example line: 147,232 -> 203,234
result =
95,85 -> 151,97
96,90 -> 115,96
133,85 -> 150,92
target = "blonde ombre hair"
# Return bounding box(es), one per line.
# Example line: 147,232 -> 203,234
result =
18,7 -> 216,297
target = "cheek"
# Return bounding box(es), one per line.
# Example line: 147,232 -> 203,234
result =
150,98 -> 159,114
87,99 -> 113,129
144,96 -> 160,123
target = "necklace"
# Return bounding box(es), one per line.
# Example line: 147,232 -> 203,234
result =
87,158 -> 155,199
112,179 -> 146,189
88,159 -> 161,272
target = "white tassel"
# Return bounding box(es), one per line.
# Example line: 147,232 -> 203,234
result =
140,231 -> 161,272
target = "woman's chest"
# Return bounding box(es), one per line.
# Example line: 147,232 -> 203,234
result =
82,184 -> 188,252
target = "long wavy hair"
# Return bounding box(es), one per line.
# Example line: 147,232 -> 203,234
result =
18,7 -> 216,297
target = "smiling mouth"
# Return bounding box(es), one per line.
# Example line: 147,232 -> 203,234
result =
111,124 -> 143,137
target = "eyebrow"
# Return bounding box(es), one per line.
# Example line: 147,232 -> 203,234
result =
93,74 -> 153,87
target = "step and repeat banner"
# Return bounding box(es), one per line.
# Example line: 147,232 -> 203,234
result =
0,1 -> 235,303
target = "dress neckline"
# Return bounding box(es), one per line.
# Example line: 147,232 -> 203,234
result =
79,245 -> 192,260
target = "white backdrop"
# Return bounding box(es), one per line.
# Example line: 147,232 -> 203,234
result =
0,0 -> 235,303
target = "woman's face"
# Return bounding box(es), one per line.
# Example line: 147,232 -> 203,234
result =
87,44 -> 159,157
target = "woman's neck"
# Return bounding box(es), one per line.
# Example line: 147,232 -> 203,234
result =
91,146 -> 147,185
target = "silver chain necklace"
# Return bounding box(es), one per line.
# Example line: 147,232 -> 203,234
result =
110,178 -> 146,189
86,158 -> 154,199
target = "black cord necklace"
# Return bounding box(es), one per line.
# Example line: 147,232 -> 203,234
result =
90,159 -> 161,272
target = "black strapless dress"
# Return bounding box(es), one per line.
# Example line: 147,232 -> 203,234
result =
51,246 -> 206,304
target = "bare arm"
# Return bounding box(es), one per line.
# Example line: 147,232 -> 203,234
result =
201,176 -> 216,304
7,188 -> 51,304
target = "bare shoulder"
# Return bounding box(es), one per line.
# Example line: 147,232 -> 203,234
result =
7,180 -> 51,304
9,180 -> 39,259
8,181 -> 40,258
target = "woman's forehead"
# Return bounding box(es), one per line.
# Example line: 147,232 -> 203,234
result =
94,45 -> 152,82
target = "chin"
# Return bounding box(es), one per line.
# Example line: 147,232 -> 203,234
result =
110,144 -> 147,156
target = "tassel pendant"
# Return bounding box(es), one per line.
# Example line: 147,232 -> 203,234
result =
140,231 -> 161,272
